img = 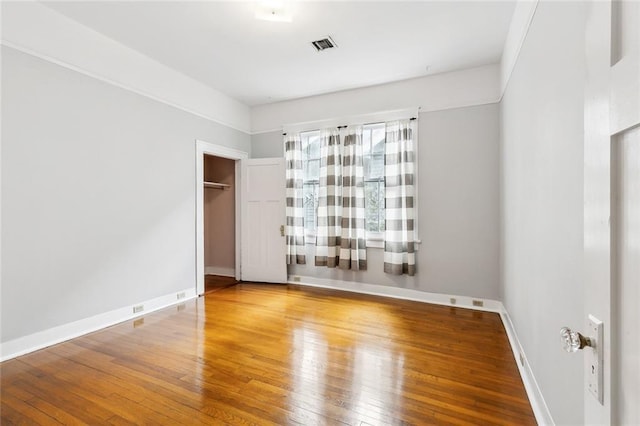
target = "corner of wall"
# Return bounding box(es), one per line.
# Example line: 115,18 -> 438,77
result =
499,305 -> 555,425
499,0 -> 539,98
498,1 -> 586,424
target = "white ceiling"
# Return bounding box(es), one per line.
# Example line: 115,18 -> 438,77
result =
43,1 -> 516,107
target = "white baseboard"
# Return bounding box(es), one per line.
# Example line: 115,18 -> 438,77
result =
0,287 -> 197,362
288,274 -> 552,425
205,266 -> 235,277
500,308 -> 554,425
287,274 -> 503,313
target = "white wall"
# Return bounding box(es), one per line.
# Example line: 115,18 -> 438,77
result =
1,46 -> 250,343
253,95 -> 500,300
251,131 -> 283,158
500,2 -> 586,424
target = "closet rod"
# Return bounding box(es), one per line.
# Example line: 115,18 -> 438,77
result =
204,181 -> 230,190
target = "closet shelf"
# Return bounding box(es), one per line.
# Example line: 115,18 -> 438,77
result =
204,181 -> 230,190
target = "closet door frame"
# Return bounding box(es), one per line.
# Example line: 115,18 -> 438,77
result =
195,139 -> 248,296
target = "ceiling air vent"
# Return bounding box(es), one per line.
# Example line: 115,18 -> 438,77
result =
311,36 -> 337,52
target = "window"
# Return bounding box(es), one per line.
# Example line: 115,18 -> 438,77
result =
301,130 -> 320,235
301,123 -> 386,242
362,123 -> 385,237
287,110 -> 417,274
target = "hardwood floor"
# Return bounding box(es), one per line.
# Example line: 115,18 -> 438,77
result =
205,275 -> 237,293
1,284 -> 536,425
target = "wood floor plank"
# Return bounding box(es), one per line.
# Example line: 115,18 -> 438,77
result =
1,283 -> 536,425
1,391 -> 63,425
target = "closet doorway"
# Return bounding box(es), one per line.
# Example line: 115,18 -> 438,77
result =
195,140 -> 248,296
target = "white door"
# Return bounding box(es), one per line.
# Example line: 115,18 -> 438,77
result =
584,0 -> 639,423
240,158 -> 287,283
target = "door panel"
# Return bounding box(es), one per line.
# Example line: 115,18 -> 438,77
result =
264,200 -> 284,267
610,0 -> 640,134
241,158 -> 287,283
246,201 -> 263,265
613,126 -> 640,425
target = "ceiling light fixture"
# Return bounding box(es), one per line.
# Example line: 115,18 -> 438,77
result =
255,0 -> 292,23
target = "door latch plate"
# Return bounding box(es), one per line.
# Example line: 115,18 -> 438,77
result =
586,314 -> 603,404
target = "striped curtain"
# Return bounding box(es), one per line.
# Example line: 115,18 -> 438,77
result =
339,126 -> 367,270
284,134 -> 306,264
384,120 -> 416,276
315,129 -> 342,267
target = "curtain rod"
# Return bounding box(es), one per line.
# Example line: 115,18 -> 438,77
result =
282,117 -> 416,136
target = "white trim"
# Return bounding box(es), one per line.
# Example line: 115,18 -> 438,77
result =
204,266 -> 236,277
0,287 -> 196,362
303,232 -> 386,249
283,107 -> 419,135
196,140 -> 248,295
287,275 -> 502,313
195,140 -> 249,161
251,127 -> 290,136
365,239 -> 384,249
499,0 -> 539,98
500,307 -> 555,425
288,275 -> 552,425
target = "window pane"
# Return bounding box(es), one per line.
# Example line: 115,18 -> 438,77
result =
303,182 -> 318,232
301,130 -> 320,234
372,125 -> 385,154
370,153 -> 384,179
362,127 -> 372,156
308,134 -> 320,159
365,181 -> 380,232
363,155 -> 371,178
305,159 -> 320,181
301,131 -> 320,160
378,181 -> 385,232
301,133 -> 310,156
